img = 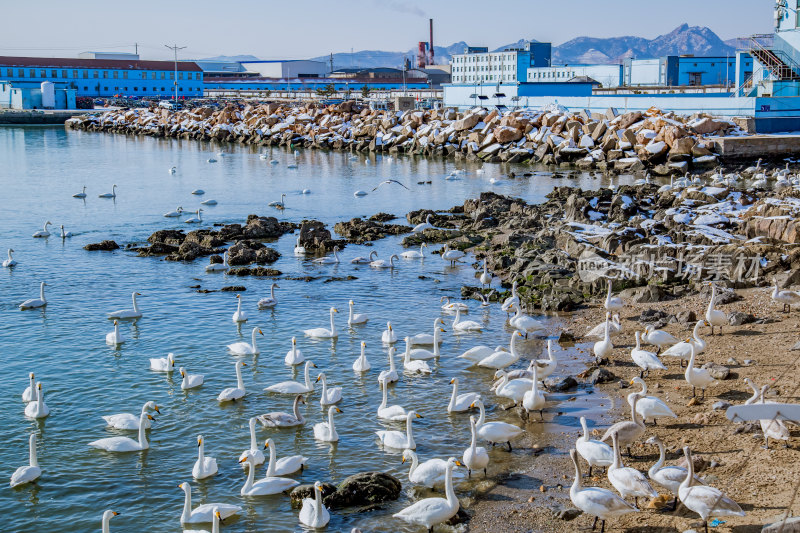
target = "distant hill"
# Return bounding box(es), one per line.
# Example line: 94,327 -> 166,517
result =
311,42 -> 468,70
197,54 -> 261,62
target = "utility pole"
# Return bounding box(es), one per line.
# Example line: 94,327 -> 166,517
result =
135,42 -> 138,56
329,53 -> 334,75
164,44 -> 187,102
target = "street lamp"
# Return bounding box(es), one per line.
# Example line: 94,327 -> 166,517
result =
165,44 -> 186,102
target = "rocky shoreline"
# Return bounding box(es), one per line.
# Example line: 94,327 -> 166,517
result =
66,101 -> 760,174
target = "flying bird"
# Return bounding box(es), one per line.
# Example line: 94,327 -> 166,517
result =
372,180 -> 410,192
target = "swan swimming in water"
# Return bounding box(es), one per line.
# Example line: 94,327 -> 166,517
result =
313,246 -> 340,264
2,248 -> 16,268
105,320 -> 125,345
227,327 -> 263,355
352,341 -> 370,372
107,292 -> 142,319
285,336 -> 304,366
232,294 -> 248,323
24,383 -> 49,419
19,281 -> 47,310
217,361 -> 247,402
89,410 -> 154,452
178,481 -> 241,524
257,283 -> 279,308
377,377 -> 407,421
351,250 -> 378,264
348,300 -> 368,325
299,481 -> 330,528
237,417 -> 265,466
150,352 -> 175,372
293,237 -> 306,256
184,209 -> 203,224
258,394 -> 306,428
400,243 -> 427,259
264,438 -> 308,476
32,221 -> 52,238
10,433 -> 41,488
98,185 -> 117,198
72,186 -> 87,198
265,360 -> 316,394
102,400 -> 159,430
205,251 -> 229,272
180,367 -> 204,390
304,307 -> 338,338
381,321 -> 397,344
193,435 -> 218,480
315,373 -> 343,405
378,347 -> 399,384
313,406 -> 341,442
393,458 -> 462,530
163,206 -> 184,217
60,225 -> 73,238
376,410 -> 422,449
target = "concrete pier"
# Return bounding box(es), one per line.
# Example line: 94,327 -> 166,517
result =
714,135 -> 800,160
0,109 -> 93,125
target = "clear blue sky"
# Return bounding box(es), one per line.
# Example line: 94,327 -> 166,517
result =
0,0 -> 773,61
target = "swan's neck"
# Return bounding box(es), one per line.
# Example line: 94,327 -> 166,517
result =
7,250 -> 11,260
433,328 -> 440,356
138,412 -> 149,450
444,464 -> 457,509
548,341 -> 555,362
404,342 -> 411,364
680,450 -> 695,490
512,281 -> 517,297
603,317 -> 610,341
476,403 -> 485,426
251,329 -> 258,351
531,368 -> 539,395
29,376 -> 36,400
329,310 -> 336,335
638,380 -> 648,396
630,396 -> 642,427
611,437 -> 622,469
349,304 -> 354,322
470,421 -> 478,451
389,350 -> 396,372
449,381 -> 458,410
40,283 -> 46,302
320,376 -> 328,397
635,332 -> 641,350
132,293 -> 139,313
249,420 -> 257,450
380,381 -> 388,410
211,513 -> 220,533
707,286 -> 716,312
580,418 -> 589,440
571,455 -> 583,494
266,444 -> 277,476
29,435 -> 38,467
243,459 -> 255,492
606,281 -> 612,299
454,308 -> 461,326
419,244 -> 424,256
235,364 -> 245,391
293,396 -> 304,422
102,515 -> 111,533
182,488 -> 192,522
510,332 -> 519,356
650,441 -> 666,478
692,322 -> 702,342
304,363 -> 312,390
328,409 -> 337,439
270,285 -> 276,299
406,416 -> 416,448
686,345 -> 697,374
236,298 -> 242,314
407,452 -> 419,475
198,440 -> 205,463
315,486 -> 323,517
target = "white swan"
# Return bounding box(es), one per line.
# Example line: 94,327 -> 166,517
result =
264,438 -> 308,476
200,199 -> 217,206
180,367 -> 204,390
746,381 -> 791,448
89,411 -> 153,452
238,418 -> 265,466
266,361 -> 316,394
217,361 -> 247,402
463,415 -> 489,477
2,248 -> 17,268
353,341 -> 371,372
257,283 -> 279,308
402,449 -> 463,488
402,338 -> 432,374
586,312 -> 621,339
304,307 -> 338,338
630,331 -> 666,378
378,378 -> 407,421
642,324 -> 677,353
351,250 -> 378,264
705,283 -> 728,334
205,251 -> 229,272
661,320 -> 707,366
645,435 -> 702,511
479,259 -> 492,287
477,331 -> 522,369
568,449 -> 637,532
600,394 -> 645,457
164,206 -> 183,217
102,401 -> 159,430
509,304 -> 545,337
60,225 -> 73,238
149,352 -> 175,372
452,307 -> 482,333
393,458 -> 462,530
627,377 -> 676,425
408,326 -> 444,360
678,446 -> 744,531
370,254 -> 399,269
179,482 -> 241,524
593,315 -> 613,362
100,510 -> 119,533
299,481 -> 330,528
19,281 -> 47,309
258,394 -> 305,428
312,245 -> 340,264
105,320 -> 125,346
771,277 -> 800,313
72,186 -> 87,199
316,373 -> 343,405
293,237 -> 306,256
501,280 -> 519,315
459,343 -> 498,363
522,366 -> 546,418
607,432 -> 657,506
21,372 -> 36,403
400,243 -> 427,259
184,209 -> 203,224
440,296 -> 468,313
32,221 -> 52,238
10,433 -> 41,488
227,327 -> 263,355
232,294 -> 248,323
98,185 -> 117,198
493,370 -> 532,408
412,214 -> 434,233
378,347 -> 399,384
238,452 -> 299,496
193,435 -> 218,480
348,300 -> 368,325
313,406 -> 341,442
576,416 -> 613,477
533,339 -> 558,380
268,194 -> 286,209
285,336 -> 304,366
685,340 -> 715,399
441,245 -> 465,266
471,399 -> 524,450
381,321 -> 397,344
376,410 -> 422,449
604,279 -> 624,313
107,292 -> 142,319
448,377 -> 481,413
409,318 -> 445,345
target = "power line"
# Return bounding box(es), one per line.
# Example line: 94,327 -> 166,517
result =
164,44 -> 187,102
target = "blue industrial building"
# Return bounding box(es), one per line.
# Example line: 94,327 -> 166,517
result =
623,56 -> 750,87
0,56 -> 203,99
0,80 -> 76,109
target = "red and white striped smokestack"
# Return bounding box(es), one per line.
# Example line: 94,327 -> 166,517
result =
429,18 -> 434,65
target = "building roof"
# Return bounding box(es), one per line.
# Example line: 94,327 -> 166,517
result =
240,60 -> 325,64
0,56 -> 202,71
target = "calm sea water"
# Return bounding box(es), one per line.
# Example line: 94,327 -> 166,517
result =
0,126 -> 629,533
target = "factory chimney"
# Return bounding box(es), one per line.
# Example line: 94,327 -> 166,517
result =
429,18 -> 435,65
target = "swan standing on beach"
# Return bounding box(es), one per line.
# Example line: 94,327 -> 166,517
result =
705,283 -> 728,334
600,394 -> 645,458
205,251 -> 229,272
89,411 -> 154,452
463,415 -> 490,477
401,243 -> 427,259
217,361 -> 247,402
285,336 -> 304,366
19,282 -> 47,309
376,410 -> 422,449
258,395 -> 306,428
593,315 -> 613,362
3,248 -> 16,268
642,324 -> 677,353
661,321 -> 707,366
227,327 -> 263,355
377,378 -> 407,421
232,294 -> 248,323
678,446 -> 744,532
630,331 -> 666,378
299,481 -> 330,528
238,418 -> 265,466
470,399 -> 524,451
313,246 -> 340,264
98,185 -> 117,198
313,406 -> 341,442
448,377 -> 481,413
105,320 -> 125,346
348,300 -> 368,325
10,433 -> 41,488
352,341 -> 371,372
304,307 -> 338,338
102,401 -> 159,430
607,432 -> 657,507
522,366 -> 546,419
684,341 -> 715,399
479,259 -> 492,288
264,438 -> 308,476
576,416 -> 613,477
382,321 -> 397,344
378,347 -> 399,384
108,292 -> 142,319
604,279 -> 624,313
393,458 -> 462,530
771,277 -> 800,313
569,449 -> 636,533
645,435 -> 702,511
180,367 -> 204,390
586,313 -> 622,339
149,352 -> 175,372
627,377 -> 676,425
266,361 -> 316,394
179,482 -> 241,524
402,339 -> 432,374
193,435 -> 218,479
258,283 -> 279,308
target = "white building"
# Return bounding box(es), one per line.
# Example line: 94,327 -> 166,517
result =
78,52 -> 140,61
623,58 -> 662,86
527,64 -> 623,88
451,43 -> 551,84
239,60 -> 327,79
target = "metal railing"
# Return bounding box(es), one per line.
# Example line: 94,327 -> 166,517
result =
749,33 -> 800,80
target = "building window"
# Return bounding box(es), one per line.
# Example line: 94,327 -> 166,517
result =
30,69 -> 36,77
83,86 -> 88,90
161,72 -> 165,79
62,70 -> 68,78
104,86 -> 108,91
151,72 -> 156,79
170,72 -> 174,80
93,71 -> 98,78
85,71 -> 90,78
179,72 -> 183,80
123,71 -> 128,79
40,69 -> 46,77
161,87 -> 165,91
134,87 -> 138,91
51,70 -> 57,77
18,69 -> 25,77
113,71 -> 118,79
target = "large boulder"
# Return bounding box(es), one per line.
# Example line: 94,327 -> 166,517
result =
290,483 -> 337,509
84,240 -> 120,251
324,472 -> 402,509
147,229 -> 185,245
453,113 -> 480,132
298,220 -> 344,252
243,215 -> 284,239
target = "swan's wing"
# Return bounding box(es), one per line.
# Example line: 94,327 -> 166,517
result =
394,497 -> 451,524
681,485 -> 744,516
